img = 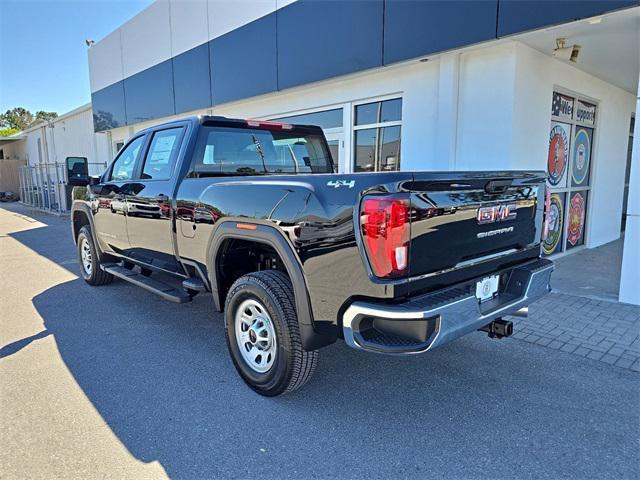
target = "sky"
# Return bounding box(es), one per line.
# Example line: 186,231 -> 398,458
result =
0,0 -> 155,115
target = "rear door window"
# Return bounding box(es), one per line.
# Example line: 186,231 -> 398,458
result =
141,127 -> 183,180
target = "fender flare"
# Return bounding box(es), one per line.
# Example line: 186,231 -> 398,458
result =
206,221 -> 334,351
70,203 -> 108,263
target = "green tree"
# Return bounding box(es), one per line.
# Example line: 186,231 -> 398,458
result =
34,110 -> 58,124
0,127 -> 20,137
0,107 -> 58,131
0,107 -> 33,130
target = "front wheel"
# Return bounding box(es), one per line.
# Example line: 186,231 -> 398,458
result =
224,270 -> 318,396
77,225 -> 113,286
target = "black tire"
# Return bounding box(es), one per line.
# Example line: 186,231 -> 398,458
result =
77,225 -> 114,286
224,270 -> 318,396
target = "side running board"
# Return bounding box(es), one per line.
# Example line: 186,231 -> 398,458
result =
101,264 -> 192,303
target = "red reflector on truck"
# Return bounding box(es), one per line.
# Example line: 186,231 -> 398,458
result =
246,120 -> 293,130
361,195 -> 410,278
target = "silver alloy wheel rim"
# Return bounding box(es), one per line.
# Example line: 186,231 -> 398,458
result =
235,298 -> 277,373
80,238 -> 92,276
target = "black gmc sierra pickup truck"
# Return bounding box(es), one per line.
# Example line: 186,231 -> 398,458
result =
70,115 -> 553,396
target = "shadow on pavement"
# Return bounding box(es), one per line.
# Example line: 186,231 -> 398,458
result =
0,330 -> 51,359
6,207 -> 640,478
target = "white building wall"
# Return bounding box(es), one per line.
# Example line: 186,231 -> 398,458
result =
24,129 -> 44,166
88,29 -> 124,93
454,42 -> 517,172
510,42 -> 636,248
47,108 -> 110,175
7,106 -> 111,177
207,0 -> 276,40
121,0 -> 172,78
169,0 -> 209,57
619,75 -> 640,305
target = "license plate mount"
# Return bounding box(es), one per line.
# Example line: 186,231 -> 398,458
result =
475,275 -> 500,303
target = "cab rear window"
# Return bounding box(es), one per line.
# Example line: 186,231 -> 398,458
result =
193,126 -> 333,175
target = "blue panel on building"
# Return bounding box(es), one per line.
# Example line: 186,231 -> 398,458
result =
124,59 -> 175,124
173,43 -> 212,114
91,81 -> 127,132
497,0 -> 639,37
277,0 -> 383,90
383,0 -> 498,65
210,13 -> 277,105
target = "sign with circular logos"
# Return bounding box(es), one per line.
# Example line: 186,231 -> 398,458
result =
543,193 -> 564,255
572,128 -> 592,186
567,191 -> 587,248
547,122 -> 570,187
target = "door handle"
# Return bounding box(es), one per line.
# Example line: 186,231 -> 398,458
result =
155,194 -> 169,202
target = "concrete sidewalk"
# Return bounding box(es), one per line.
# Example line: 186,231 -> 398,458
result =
551,239 -> 623,302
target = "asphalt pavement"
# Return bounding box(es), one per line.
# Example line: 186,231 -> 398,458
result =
1,203 -> 639,479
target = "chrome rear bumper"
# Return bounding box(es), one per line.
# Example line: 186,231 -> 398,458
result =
342,258 -> 553,355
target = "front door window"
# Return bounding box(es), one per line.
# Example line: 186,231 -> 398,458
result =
110,136 -> 145,182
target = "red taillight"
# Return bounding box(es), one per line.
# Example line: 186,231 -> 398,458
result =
543,187 -> 551,241
361,195 -> 410,278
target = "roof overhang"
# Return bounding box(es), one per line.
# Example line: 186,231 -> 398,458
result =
513,6 -> 640,94
0,135 -> 27,145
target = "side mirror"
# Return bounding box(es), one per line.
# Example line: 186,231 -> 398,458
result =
66,156 -> 90,186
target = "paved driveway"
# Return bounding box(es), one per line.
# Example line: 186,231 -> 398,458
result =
1,204 -> 639,479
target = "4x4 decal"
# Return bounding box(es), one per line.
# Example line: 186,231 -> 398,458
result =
327,180 -> 355,189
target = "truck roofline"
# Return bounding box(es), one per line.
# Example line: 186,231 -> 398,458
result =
133,115 -> 325,137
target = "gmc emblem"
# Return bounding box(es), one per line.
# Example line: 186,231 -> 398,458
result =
477,204 -> 517,224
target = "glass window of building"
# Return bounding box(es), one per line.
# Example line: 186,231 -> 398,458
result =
353,98 -> 402,172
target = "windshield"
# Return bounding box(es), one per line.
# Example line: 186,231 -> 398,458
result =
193,126 -> 334,175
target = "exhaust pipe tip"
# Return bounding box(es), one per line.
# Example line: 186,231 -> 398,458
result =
511,307 -> 528,319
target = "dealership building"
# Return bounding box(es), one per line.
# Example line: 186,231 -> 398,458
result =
3,0 -> 638,303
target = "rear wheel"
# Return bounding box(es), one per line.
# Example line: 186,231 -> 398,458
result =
77,225 -> 113,286
224,270 -> 318,396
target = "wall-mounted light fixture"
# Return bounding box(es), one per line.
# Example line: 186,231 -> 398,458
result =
553,38 -> 581,63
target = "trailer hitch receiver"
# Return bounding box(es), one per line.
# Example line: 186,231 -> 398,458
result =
480,318 -> 513,339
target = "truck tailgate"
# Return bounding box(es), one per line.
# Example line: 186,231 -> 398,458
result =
406,172 -> 546,279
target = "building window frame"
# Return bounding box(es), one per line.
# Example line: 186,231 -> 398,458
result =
352,94 -> 403,173
262,93 -> 403,174
266,103 -> 346,172
545,86 -> 599,258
